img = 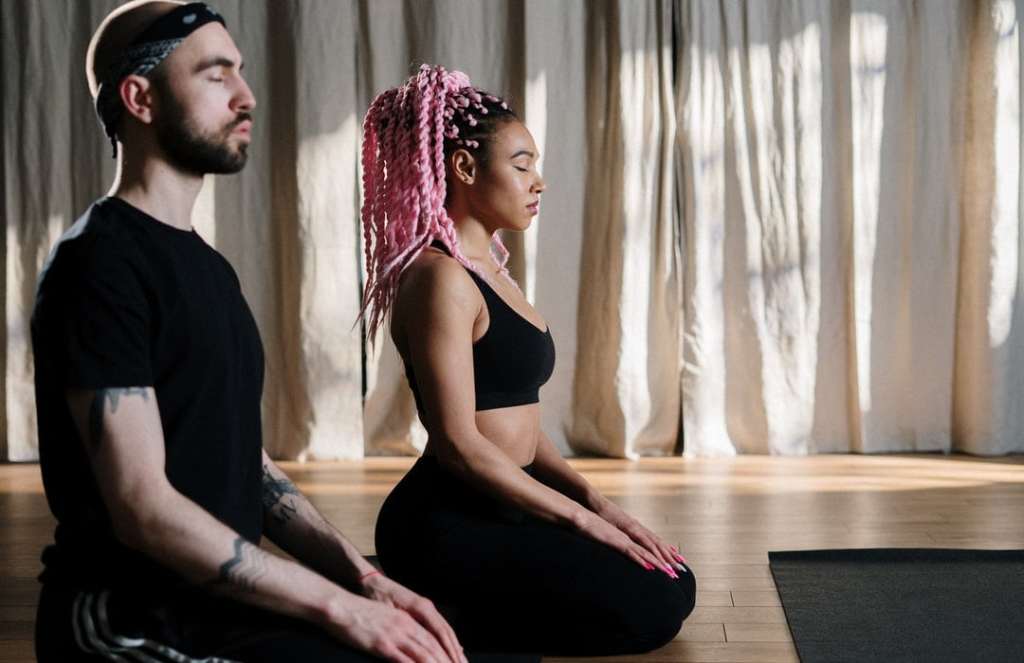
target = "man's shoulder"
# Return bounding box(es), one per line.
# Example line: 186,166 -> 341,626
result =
38,199 -> 148,288
61,198 -> 140,249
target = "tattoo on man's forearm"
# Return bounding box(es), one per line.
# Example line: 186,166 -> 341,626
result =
85,387 -> 150,448
262,464 -> 300,526
212,537 -> 268,593
103,387 -> 149,413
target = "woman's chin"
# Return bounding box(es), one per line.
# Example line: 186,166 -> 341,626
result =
491,216 -> 534,234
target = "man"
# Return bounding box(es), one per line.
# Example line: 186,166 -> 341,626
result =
30,2 -> 466,661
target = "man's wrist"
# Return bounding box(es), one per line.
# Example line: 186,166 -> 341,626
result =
317,586 -> 361,628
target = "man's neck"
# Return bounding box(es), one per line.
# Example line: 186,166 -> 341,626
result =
111,152 -> 204,231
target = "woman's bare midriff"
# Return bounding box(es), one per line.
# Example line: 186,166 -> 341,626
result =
423,402 -> 540,467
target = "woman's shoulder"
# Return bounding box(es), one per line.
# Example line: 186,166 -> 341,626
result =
398,248 -> 482,308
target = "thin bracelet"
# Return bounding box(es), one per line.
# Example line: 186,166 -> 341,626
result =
359,570 -> 383,581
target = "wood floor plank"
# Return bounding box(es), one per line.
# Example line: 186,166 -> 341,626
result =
547,641 -> 799,662
688,607 -> 787,625
687,564 -> 771,579
725,623 -> 793,643
0,611 -> 32,623
0,625 -> 31,641
0,640 -> 34,662
675,623 -> 727,642
731,591 -> 782,607
697,576 -> 779,591
695,591 -> 733,607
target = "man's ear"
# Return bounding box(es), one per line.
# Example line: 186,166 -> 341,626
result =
450,149 -> 477,185
119,74 -> 156,125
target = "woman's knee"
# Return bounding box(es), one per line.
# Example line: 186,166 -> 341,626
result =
610,568 -> 697,653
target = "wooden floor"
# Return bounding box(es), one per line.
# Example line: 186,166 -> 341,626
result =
3,453 -> 1024,662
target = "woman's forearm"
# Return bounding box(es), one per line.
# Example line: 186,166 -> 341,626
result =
437,432 -> 591,529
530,431 -> 609,513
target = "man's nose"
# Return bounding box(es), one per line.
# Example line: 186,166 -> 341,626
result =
233,75 -> 256,113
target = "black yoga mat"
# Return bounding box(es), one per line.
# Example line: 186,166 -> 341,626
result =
768,548 -> 1024,663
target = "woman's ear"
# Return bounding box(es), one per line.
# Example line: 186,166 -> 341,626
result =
450,149 -> 477,185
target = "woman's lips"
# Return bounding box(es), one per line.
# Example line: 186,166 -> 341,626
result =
527,202 -> 539,215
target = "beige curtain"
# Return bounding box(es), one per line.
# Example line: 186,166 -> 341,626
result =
568,0 -> 681,459
677,0 -> 1024,456
4,1 -> 1024,461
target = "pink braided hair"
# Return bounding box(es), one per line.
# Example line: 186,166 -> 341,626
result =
359,64 -> 517,342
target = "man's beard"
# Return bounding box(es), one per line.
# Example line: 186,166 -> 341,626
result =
154,88 -> 250,175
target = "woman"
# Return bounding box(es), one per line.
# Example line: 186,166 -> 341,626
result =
362,65 -> 695,656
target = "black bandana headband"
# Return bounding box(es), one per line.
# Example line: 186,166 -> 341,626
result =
94,2 -> 226,158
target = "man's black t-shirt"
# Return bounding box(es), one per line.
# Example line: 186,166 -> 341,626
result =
31,197 -> 265,589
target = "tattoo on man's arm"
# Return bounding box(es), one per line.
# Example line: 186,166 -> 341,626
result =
85,387 -> 151,448
211,537 -> 268,593
103,387 -> 149,412
262,464 -> 300,526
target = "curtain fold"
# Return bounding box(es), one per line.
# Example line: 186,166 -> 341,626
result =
568,0 -> 681,458
954,0 -> 1024,455
677,0 -> 839,456
4,1 -> 1024,461
2,1 -> 120,461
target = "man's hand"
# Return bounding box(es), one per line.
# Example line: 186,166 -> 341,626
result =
322,592 -> 457,663
360,573 -> 468,663
257,457 -> 466,660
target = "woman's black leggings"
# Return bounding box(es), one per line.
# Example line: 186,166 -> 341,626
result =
375,455 -> 697,657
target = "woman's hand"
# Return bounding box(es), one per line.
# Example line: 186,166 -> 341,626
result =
596,501 -> 688,577
574,511 -> 681,579
359,572 -> 468,663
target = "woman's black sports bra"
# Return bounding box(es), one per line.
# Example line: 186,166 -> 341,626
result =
403,240 -> 556,412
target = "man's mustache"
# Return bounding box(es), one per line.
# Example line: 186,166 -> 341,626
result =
227,113 -> 253,130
